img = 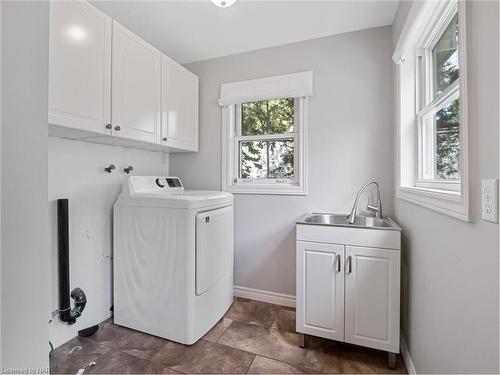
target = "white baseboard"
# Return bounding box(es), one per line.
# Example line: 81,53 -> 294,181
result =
234,286 -> 296,308
400,334 -> 416,374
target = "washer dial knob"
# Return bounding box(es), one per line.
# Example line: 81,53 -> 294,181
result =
156,178 -> 165,188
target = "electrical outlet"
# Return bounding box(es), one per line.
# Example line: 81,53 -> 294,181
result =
482,179 -> 498,223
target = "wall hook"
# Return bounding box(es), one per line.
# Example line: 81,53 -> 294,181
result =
104,164 -> 115,173
124,165 -> 134,174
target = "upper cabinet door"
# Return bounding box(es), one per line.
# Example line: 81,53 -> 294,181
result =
49,1 -> 112,135
162,55 -> 199,151
296,241 -> 345,341
112,21 -> 161,144
344,246 -> 400,353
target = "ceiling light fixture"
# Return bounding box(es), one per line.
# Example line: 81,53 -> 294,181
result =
210,0 -> 237,8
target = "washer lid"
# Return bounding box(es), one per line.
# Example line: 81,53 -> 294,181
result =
117,176 -> 232,209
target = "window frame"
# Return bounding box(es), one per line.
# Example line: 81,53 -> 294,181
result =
234,98 -> 299,183
394,0 -> 469,221
222,97 -> 308,195
415,4 -> 461,191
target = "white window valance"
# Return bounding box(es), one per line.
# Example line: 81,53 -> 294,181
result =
219,71 -> 313,106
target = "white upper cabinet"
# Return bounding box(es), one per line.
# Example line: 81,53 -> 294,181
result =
48,1 -> 198,152
162,55 -> 199,151
111,21 -> 162,144
49,1 -> 112,135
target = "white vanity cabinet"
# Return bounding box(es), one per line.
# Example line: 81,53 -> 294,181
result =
161,55 -> 199,151
296,220 -> 401,358
48,0 -> 112,136
111,21 -> 162,144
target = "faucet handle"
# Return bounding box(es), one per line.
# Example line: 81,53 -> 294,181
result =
367,200 -> 383,218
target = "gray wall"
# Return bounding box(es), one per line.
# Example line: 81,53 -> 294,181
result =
48,137 -> 169,348
393,1 -> 499,373
171,26 -> 394,297
1,1 -> 50,368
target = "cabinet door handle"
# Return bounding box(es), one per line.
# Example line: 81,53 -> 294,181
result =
105,123 -> 112,130
162,137 -> 168,142
336,254 -> 341,272
347,256 -> 352,274
114,125 -> 121,131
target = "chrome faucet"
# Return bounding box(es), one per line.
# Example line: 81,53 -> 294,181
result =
347,182 -> 383,224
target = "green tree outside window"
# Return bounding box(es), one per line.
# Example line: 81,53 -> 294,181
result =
240,98 -> 295,179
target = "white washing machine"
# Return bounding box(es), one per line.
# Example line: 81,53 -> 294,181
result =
113,176 -> 233,344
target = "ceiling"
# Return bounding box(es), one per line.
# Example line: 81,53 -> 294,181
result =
91,0 -> 398,64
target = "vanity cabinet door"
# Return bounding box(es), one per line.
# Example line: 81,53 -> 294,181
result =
344,246 -> 400,353
296,241 -> 344,341
49,0 -> 112,135
111,21 -> 161,144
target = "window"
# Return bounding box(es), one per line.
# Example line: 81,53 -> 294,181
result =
220,72 -> 312,195
238,98 -> 296,181
393,0 -> 469,220
417,11 -> 460,191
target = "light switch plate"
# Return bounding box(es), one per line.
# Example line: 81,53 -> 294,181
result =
482,179 -> 498,223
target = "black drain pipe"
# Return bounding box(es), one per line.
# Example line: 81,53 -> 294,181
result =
57,199 -> 87,325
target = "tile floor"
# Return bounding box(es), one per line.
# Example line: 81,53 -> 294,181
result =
50,298 -> 407,374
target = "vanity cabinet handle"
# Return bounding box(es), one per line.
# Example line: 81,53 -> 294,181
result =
114,125 -> 121,131
336,254 -> 341,272
105,123 -> 112,130
347,256 -> 352,274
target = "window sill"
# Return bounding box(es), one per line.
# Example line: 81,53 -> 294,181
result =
224,184 -> 307,196
412,185 -> 460,195
397,185 -> 469,222
416,179 -> 460,192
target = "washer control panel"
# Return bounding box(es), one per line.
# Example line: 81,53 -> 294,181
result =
155,177 -> 183,188
127,176 -> 184,195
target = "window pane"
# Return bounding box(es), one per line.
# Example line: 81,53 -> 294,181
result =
239,139 -> 294,179
436,99 -> 460,180
433,13 -> 459,97
241,98 -> 294,136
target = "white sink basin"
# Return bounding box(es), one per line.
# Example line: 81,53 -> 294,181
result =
297,213 -> 401,231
